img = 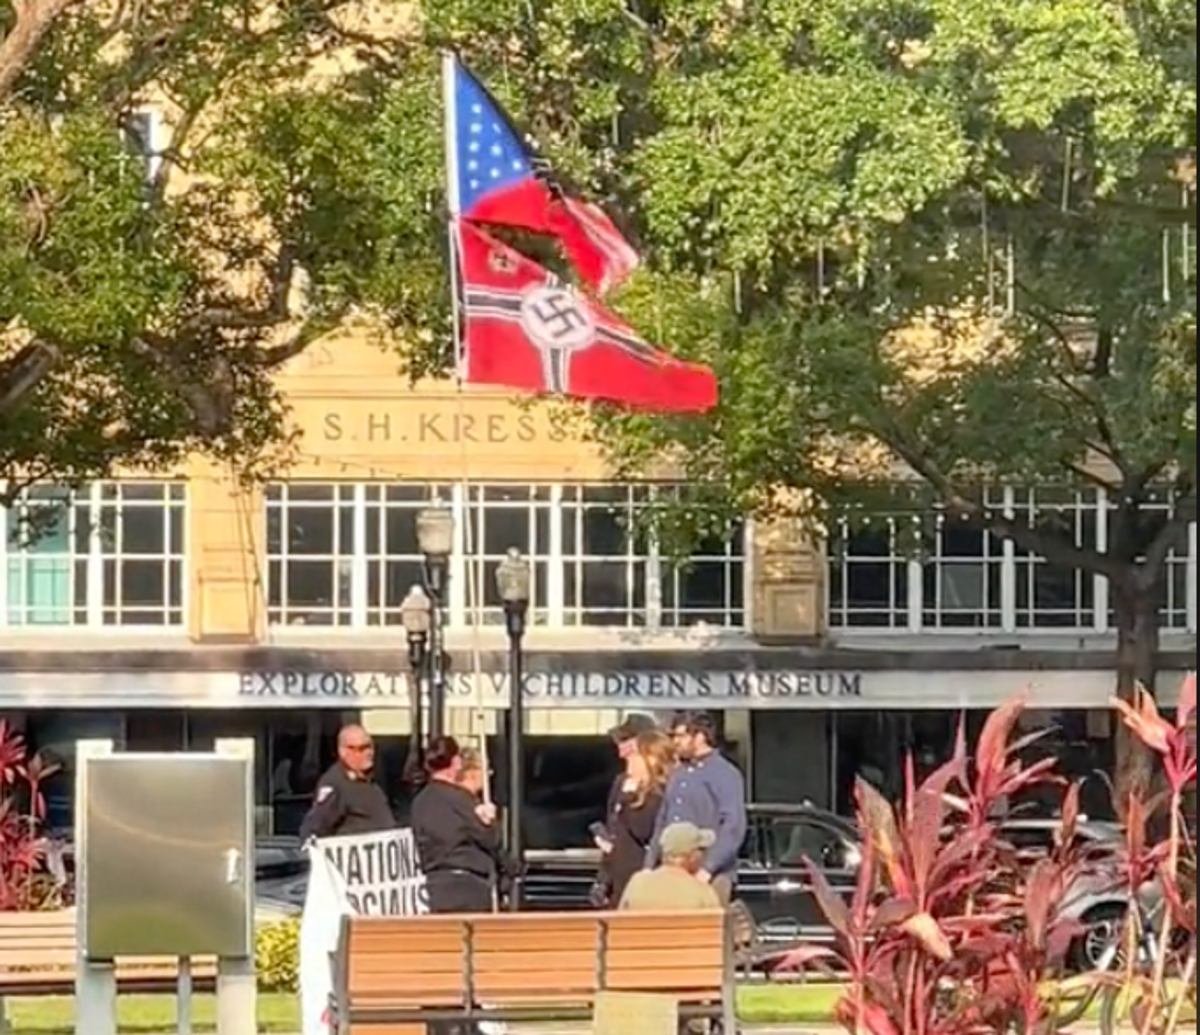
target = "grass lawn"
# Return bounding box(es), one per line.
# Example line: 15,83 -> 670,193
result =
2,985 -> 842,1032
2,993 -> 301,1034
737,982 -> 844,1023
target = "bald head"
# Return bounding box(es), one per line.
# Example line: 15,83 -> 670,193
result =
337,724 -> 375,777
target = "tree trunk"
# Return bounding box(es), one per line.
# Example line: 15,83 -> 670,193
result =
1112,580 -> 1160,805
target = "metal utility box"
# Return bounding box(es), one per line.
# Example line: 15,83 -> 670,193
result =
78,753 -> 254,959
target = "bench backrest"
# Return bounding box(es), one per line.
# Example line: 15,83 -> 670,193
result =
337,910 -> 731,1010
0,913 -> 76,969
0,912 -> 217,975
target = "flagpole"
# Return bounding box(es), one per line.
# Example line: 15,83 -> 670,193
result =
442,52 -> 494,872
442,49 -> 466,377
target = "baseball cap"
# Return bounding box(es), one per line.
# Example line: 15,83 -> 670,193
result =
608,713 -> 658,742
659,822 -> 716,857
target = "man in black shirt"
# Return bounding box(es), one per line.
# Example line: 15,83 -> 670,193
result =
299,724 -> 395,842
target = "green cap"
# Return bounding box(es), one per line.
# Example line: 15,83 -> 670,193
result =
659,822 -> 716,857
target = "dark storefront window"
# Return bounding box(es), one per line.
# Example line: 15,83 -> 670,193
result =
832,709 -> 1116,819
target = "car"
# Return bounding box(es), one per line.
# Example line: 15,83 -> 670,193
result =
524,803 -> 1130,972
522,802 -> 862,947
1001,816 -> 1129,970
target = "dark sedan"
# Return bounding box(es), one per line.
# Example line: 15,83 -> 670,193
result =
522,802 -> 861,944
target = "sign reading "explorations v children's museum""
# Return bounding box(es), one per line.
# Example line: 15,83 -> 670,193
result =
236,668 -> 865,707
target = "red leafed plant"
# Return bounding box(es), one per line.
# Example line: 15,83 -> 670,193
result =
1104,674 -> 1197,1034
778,696 -> 1093,1035
0,720 -> 61,911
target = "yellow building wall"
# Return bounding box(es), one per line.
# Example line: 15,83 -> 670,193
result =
185,327 -> 826,643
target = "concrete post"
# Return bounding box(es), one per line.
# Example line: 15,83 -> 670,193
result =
75,739 -> 117,1035
215,738 -> 257,1035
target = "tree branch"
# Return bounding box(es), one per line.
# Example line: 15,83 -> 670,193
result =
1137,474 -> 1196,591
875,414 -> 1125,579
188,244 -> 299,331
259,303 -> 350,368
0,0 -> 82,101
0,339 -> 60,419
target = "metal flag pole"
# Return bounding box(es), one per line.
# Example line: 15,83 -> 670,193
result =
442,53 -> 498,913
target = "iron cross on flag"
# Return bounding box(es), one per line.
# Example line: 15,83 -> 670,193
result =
458,223 -> 718,414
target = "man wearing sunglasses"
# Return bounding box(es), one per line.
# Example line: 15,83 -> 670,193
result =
299,724 -> 395,842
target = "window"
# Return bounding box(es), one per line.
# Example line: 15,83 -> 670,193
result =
266,483 -> 356,626
463,485 -> 553,626
265,481 -> 747,630
1,481 -> 185,627
1013,488 -> 1097,629
766,816 -> 860,872
561,486 -> 650,627
828,517 -> 911,628
829,487 -> 1197,634
1107,490 -> 1193,631
922,510 -> 1004,629
363,484 -> 448,626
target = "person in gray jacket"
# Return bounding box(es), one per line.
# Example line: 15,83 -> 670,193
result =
647,711 -> 747,905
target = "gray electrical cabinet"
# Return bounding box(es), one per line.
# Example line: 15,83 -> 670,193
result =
78,753 -> 254,960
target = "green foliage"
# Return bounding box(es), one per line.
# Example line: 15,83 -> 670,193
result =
255,919 -> 300,993
4,0 -> 1195,646
0,0 -> 425,495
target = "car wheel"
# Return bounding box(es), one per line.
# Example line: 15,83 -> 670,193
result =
1071,904 -> 1128,973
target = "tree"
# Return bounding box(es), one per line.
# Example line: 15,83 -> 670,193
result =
308,0 -> 1192,792
0,0 -> 418,500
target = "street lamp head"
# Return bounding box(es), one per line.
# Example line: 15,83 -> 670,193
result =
416,503 -> 455,560
399,584 -> 433,639
496,547 -> 532,607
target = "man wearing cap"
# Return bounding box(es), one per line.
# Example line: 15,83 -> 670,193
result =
619,822 -> 723,911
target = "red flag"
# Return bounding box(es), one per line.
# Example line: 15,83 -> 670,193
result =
457,223 -> 718,414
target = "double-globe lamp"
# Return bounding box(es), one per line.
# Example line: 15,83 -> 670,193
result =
414,503 -> 454,741
495,547 -> 531,911
399,584 -> 432,781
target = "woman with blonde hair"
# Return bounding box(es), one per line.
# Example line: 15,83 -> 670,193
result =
595,727 -> 676,906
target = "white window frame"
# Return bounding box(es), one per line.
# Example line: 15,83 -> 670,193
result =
264,481 -> 750,632
829,487 -> 1198,636
0,481 -> 187,632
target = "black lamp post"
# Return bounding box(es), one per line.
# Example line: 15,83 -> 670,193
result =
496,547 -> 531,911
416,502 -> 454,742
399,584 -> 432,783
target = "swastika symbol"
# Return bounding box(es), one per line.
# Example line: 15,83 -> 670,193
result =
519,287 -> 594,352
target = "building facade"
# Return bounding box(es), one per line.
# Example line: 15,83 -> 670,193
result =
2,333 -> 1195,845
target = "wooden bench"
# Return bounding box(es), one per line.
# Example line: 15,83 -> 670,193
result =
332,910 -> 737,1034
0,911 -> 217,1030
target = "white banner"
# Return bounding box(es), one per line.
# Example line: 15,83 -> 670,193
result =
298,828 -> 429,1035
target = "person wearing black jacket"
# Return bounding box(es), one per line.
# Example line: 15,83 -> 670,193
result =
299,724 -> 394,842
597,722 -> 674,906
411,736 -> 499,913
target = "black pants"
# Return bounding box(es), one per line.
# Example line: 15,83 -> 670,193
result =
426,869 -> 495,914
425,871 -> 494,1035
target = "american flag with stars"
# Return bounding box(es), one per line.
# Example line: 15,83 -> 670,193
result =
444,52 -> 639,295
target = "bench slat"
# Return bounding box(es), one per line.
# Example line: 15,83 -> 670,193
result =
338,910 -> 731,1029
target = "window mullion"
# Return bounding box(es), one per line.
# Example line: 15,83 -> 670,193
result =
906,515 -> 923,632
548,484 -> 564,626
1186,518 -> 1197,634
0,485 -> 7,628
87,483 -> 104,627
1000,486 -> 1017,633
448,483 -> 467,627
1094,488 -> 1110,633
645,488 -> 663,630
351,484 -> 368,626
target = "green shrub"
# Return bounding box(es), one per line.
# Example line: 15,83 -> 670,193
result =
256,919 -> 300,992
